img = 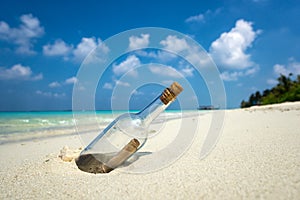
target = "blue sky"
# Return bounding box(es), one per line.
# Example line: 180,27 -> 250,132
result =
0,0 -> 299,111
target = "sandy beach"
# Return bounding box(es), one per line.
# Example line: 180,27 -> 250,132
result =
1,102 -> 300,199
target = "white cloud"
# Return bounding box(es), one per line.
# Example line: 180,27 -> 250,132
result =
49,81 -> 61,88
113,55 -> 141,77
149,63 -> 194,78
103,82 -> 113,89
115,80 -> 130,87
36,90 -> 52,97
43,39 -> 73,56
128,34 -> 150,50
160,35 -> 211,67
185,14 -> 204,23
73,37 -> 101,62
0,14 -> 44,55
132,90 -> 144,96
31,73 -> 43,81
48,76 -> 83,90
160,31 -> 260,82
267,79 -> 277,85
185,9 -> 221,24
135,50 -> 156,58
42,37 -> 108,63
177,60 -> 195,77
76,84 -> 86,91
160,35 -> 190,52
53,93 -> 66,98
180,67 -> 194,77
148,65 -> 181,78
136,50 -> 177,63
0,64 -> 42,81
19,14 -> 44,38
0,21 -> 9,34
268,58 -> 300,85
209,19 -> 260,70
65,76 -> 78,84
244,66 -> 259,76
103,80 -> 130,90
48,78 -> 78,88
156,51 -> 177,62
15,46 -> 35,55
209,19 -> 261,81
273,64 -> 288,76
36,90 -> 66,98
273,59 -> 300,76
220,71 -> 243,81
220,66 -> 259,81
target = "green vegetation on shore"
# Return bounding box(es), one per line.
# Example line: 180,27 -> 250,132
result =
241,74 -> 300,108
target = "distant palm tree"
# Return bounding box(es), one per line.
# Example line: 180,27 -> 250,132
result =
240,73 -> 300,108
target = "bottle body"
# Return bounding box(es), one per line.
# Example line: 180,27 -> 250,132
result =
76,82 -> 183,173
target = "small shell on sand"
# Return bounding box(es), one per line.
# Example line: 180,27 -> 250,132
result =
58,146 -> 82,162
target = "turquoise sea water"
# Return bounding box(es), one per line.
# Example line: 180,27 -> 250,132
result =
0,110 -> 193,144
0,111 -> 116,144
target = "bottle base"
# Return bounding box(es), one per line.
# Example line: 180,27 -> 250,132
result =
75,153 -> 114,174
76,138 -> 140,174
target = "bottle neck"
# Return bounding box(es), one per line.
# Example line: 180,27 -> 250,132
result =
137,89 -> 175,127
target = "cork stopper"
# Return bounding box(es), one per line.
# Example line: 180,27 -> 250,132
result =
170,82 -> 183,96
160,82 -> 183,105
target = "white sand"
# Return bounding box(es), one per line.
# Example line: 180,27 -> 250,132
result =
1,102 -> 300,199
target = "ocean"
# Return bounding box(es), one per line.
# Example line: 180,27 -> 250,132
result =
0,110 -> 192,144
0,111 -> 116,144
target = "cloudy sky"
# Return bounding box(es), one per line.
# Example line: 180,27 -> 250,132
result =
0,0 -> 299,111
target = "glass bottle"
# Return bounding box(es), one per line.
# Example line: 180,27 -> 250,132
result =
76,82 -> 183,173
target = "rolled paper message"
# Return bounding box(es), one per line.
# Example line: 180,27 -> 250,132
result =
102,138 -> 140,173
75,138 -> 140,174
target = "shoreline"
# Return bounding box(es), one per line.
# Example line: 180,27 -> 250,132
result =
0,110 -> 206,144
0,102 -> 300,199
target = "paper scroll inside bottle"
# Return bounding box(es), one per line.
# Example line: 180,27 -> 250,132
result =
75,139 -> 140,174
